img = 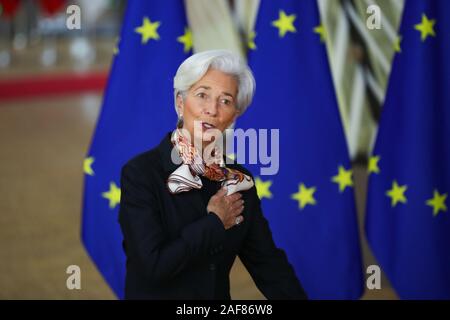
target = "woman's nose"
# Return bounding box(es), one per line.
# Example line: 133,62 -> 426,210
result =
203,99 -> 218,116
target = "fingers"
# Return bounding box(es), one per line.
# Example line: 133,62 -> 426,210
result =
226,192 -> 242,202
225,196 -> 244,212
215,187 -> 228,198
223,202 -> 245,229
221,192 -> 241,206
212,189 -> 245,229
230,200 -> 244,217
216,187 -> 227,197
230,199 -> 244,210
211,188 -> 227,204
216,188 -> 242,203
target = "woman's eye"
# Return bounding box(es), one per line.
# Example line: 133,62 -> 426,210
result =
196,92 -> 206,98
221,99 -> 231,105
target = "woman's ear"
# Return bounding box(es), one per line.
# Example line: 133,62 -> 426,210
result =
176,94 -> 184,115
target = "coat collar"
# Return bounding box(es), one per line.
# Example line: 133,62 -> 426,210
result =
157,132 -> 207,215
157,131 -> 253,199
157,132 -> 182,173
157,130 -> 238,173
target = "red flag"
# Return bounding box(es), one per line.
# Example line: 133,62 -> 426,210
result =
38,0 -> 65,16
0,0 -> 21,19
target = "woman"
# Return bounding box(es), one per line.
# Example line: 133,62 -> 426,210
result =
119,50 -> 307,300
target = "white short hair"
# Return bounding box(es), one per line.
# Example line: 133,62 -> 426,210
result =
173,50 -> 255,115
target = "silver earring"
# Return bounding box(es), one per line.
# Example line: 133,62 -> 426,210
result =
177,114 -> 183,128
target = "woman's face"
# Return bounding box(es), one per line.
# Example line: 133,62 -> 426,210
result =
177,68 -> 239,147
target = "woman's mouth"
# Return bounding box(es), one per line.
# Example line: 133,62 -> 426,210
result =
201,122 -> 216,131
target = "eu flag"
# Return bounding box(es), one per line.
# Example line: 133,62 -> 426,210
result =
81,1 -> 189,298
236,0 -> 364,299
366,0 -> 450,299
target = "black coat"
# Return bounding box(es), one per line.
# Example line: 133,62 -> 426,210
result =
118,133 -> 307,299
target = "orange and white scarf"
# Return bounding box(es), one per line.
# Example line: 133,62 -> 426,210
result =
167,129 -> 254,195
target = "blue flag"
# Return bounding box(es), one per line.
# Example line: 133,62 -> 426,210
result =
81,1 -> 189,298
236,0 -> 364,299
366,0 -> 450,299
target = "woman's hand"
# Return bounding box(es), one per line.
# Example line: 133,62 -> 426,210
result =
207,187 -> 244,230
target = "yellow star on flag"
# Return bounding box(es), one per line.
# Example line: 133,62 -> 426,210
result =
368,155 -> 380,175
393,35 -> 402,53
135,17 -> 160,44
102,182 -> 121,209
226,153 -> 236,161
113,37 -> 120,55
386,180 -> 408,207
247,30 -> 257,50
291,183 -> 316,210
177,27 -> 193,53
272,10 -> 297,38
83,157 -> 95,176
426,190 -> 447,216
332,165 -> 353,192
414,13 -> 436,42
313,23 -> 326,42
255,177 -> 272,200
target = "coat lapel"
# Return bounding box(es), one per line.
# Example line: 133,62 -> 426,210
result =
157,132 -> 207,220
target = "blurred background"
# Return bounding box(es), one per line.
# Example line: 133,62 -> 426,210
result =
0,0 -> 405,299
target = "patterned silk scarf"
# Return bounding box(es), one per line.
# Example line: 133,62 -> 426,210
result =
167,129 -> 254,195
